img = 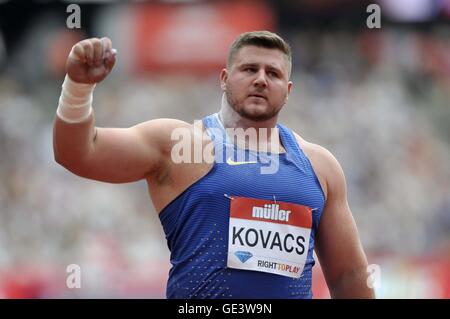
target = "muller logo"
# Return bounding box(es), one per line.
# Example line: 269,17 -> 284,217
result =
252,204 -> 291,222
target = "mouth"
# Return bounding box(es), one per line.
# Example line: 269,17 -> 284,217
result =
248,93 -> 267,100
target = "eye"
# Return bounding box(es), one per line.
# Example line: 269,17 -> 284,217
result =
268,71 -> 279,77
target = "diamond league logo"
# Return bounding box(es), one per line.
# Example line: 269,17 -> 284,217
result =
234,251 -> 253,263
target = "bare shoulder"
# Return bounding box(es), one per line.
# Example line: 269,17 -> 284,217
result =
134,117 -> 213,169
291,132 -> 346,200
133,118 -> 193,153
134,118 -> 192,134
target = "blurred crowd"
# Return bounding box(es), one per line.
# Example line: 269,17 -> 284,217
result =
1,14 -> 450,296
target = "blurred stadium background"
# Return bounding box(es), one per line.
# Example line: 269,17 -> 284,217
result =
0,0 -> 449,298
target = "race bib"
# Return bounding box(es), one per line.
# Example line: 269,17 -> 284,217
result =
227,196 -> 312,278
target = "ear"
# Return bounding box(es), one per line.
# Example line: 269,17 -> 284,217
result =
285,81 -> 293,102
220,68 -> 228,91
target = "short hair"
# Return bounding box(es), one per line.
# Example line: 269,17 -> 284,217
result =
227,30 -> 292,77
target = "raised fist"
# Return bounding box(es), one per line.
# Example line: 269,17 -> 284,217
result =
66,37 -> 116,84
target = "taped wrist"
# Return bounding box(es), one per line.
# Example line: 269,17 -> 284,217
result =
56,75 -> 96,123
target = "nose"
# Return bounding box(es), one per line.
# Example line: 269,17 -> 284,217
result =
253,69 -> 268,88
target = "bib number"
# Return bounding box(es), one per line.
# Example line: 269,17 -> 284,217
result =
227,196 -> 312,278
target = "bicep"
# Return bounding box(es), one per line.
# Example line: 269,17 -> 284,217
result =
83,126 -> 158,182
74,120 -> 175,183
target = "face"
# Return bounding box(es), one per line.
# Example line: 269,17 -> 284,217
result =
220,45 -> 292,122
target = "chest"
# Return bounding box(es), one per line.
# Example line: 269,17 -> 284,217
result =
190,154 -> 325,214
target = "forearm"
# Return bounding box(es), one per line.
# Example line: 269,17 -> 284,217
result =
53,114 -> 96,165
328,266 -> 375,299
53,75 -> 97,166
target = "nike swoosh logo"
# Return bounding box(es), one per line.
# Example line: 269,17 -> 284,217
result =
226,158 -> 258,165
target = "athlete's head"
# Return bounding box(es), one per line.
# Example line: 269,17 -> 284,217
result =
220,31 -> 293,122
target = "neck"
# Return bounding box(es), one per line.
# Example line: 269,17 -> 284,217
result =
219,93 -> 278,129
217,93 -> 283,153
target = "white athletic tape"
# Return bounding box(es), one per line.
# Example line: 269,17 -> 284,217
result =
56,74 -> 96,124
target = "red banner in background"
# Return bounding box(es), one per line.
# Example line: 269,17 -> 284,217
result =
131,1 -> 275,76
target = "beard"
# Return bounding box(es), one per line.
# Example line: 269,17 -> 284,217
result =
225,90 -> 283,122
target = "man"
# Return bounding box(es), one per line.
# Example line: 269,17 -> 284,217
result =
53,31 -> 375,299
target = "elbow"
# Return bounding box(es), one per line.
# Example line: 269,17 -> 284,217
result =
53,147 -> 88,175
327,266 -> 375,299
53,145 -> 65,167
53,138 -> 92,172
54,153 -> 77,172
53,147 -> 63,166
54,154 -> 72,171
53,144 -> 72,168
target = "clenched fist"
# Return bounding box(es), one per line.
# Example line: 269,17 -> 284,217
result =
66,37 -> 116,84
